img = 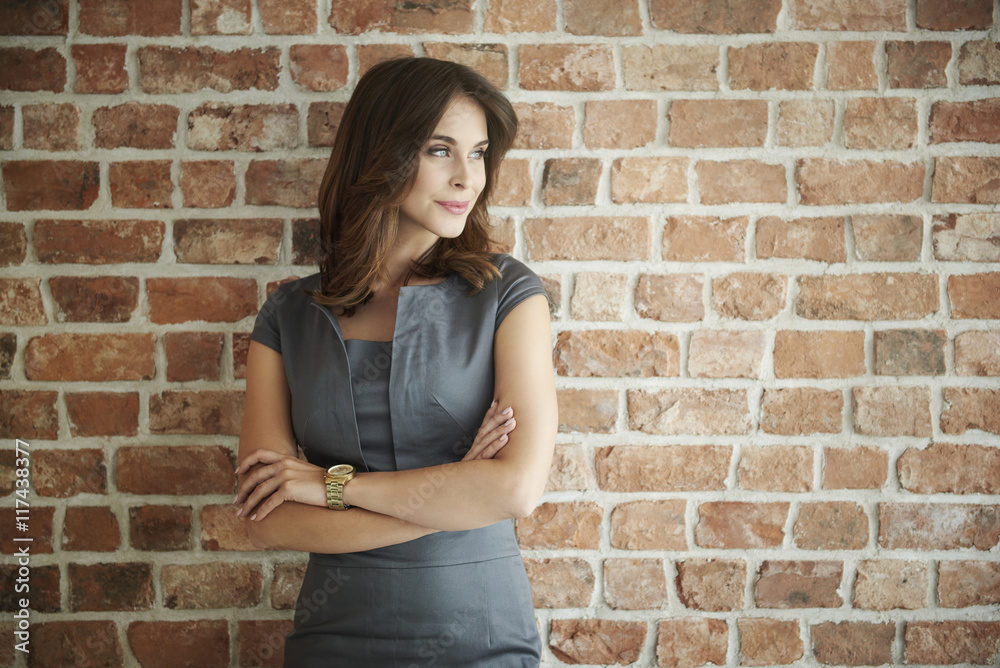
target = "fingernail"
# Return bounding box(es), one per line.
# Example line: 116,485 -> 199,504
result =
232,495 -> 238,505
250,514 -> 257,521
504,417 -> 514,426
236,506 -> 242,517
502,407 -> 512,416
499,433 -> 508,441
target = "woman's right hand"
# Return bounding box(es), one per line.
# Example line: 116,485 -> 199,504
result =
462,399 -> 515,461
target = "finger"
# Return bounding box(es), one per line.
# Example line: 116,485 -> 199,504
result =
235,448 -> 285,475
474,433 -> 509,460
465,417 -> 515,461
238,472 -> 286,517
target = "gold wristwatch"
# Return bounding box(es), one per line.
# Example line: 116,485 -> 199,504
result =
324,464 -> 355,510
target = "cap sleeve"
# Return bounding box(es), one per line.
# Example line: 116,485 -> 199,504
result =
495,254 -> 547,331
250,288 -> 282,354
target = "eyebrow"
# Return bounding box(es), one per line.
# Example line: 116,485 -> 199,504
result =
430,135 -> 490,147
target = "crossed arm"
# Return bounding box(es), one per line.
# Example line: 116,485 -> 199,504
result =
235,294 -> 556,553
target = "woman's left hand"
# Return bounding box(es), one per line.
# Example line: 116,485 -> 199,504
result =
234,449 -> 327,521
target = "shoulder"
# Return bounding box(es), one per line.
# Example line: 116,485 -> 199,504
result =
489,253 -> 541,288
262,273 -> 321,310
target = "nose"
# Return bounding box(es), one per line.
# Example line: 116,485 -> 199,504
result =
451,157 -> 472,190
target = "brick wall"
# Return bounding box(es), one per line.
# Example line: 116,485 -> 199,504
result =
1,0 -> 999,666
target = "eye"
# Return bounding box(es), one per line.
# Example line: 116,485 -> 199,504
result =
426,146 -> 449,157
470,147 -> 488,159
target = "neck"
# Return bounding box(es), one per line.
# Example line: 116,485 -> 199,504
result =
378,227 -> 440,292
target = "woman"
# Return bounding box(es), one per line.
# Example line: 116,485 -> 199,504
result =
234,57 -> 556,666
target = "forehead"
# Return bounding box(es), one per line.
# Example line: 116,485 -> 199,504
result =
432,97 -> 487,139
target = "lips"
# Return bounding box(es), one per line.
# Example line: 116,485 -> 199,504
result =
437,201 -> 470,215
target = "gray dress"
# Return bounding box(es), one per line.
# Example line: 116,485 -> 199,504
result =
249,254 -> 545,667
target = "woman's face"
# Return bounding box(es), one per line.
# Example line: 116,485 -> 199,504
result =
396,96 -> 489,245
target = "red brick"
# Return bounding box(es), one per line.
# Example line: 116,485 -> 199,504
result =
0,506 -> 54,554
492,159 -> 531,207
233,332 -> 251,379
826,41 -> 877,90
795,502 -> 868,550
0,0 -> 68,35
34,219 -> 163,264
657,618 -> 728,668
959,41 -> 1000,86
739,445 -> 812,492
545,444 -> 594,492
933,157 -> 1000,204
550,619 -> 645,665
201,504 -> 254,551
516,502 -> 602,549
23,103 -> 80,151
676,559 -> 745,611
238,619 -> 295,667
0,333 -> 15,380
49,275 -> 139,323
306,101 -> 345,148
0,105 -> 12,149
824,446 -> 887,489
663,216 -> 747,261
712,273 -> 786,321
756,216 -> 844,262
93,103 -> 177,149
329,0 -> 473,34
938,561 -> 1000,608
33,449 -> 106,496
512,102 -> 573,149
629,389 -> 751,435
271,562 -> 306,609
423,43 -> 509,89
797,158 -> 924,204
776,99 -> 834,146
130,505 -> 193,551
879,503 -> 1000,550
149,390 -> 245,436
542,158 -> 600,206
519,44 -> 614,91
689,330 -> 764,379
0,279 -> 45,325
557,388 -> 617,433
636,273 -> 704,322
523,558 -> 594,608
181,161 -> 236,208
0,391 -> 58,440
525,217 -> 649,261
918,0 -> 993,29
796,273 -> 938,319
874,329 -> 945,376
66,392 -> 139,437
565,0 -> 640,35
650,0 -> 779,32
62,506 -> 120,552
128,620 -> 229,668
611,500 -> 687,551
80,0 -> 180,35
485,0 -> 556,32
116,448 -> 231,496
790,0 -> 905,30
174,219 -> 281,265
854,559 -> 928,610
669,99 -> 766,148
941,388 -> 1000,435
887,41 -> 950,89
934,213 -> 1000,262
109,160 -> 172,208
164,332 -> 224,382
245,158 -> 325,207
585,100 -> 657,149
73,44 -> 128,93
623,45 -> 719,91
698,161 -> 786,204
852,213 -> 923,261
773,330 -> 864,378
138,46 -> 279,93
555,330 -> 678,378
597,445 -> 729,492
756,560 -> 843,608
291,218 -> 320,265
187,103 -> 298,152
163,562 -> 262,609
70,562 -> 152,611
611,157 -> 688,204
26,333 -> 154,382
0,47 -> 65,91
289,45 -> 347,91
696,502 -> 787,549
2,160 -> 98,211
811,622 -> 894,666
605,558 -> 668,609
729,42 -> 817,90
31,621 -> 123,667
904,621 -> 1000,665
930,100 -> 1000,145
761,388 -> 843,435
260,0 -> 315,33
949,273 -> 1000,319
147,276 -> 256,324
190,0 -> 252,35
845,97 -> 918,150
739,619 -> 803,666
854,386 -> 932,436
956,330 -> 1000,375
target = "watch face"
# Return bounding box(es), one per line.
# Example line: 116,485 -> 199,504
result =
327,464 -> 354,476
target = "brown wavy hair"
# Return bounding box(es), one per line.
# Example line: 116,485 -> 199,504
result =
308,57 -> 518,315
